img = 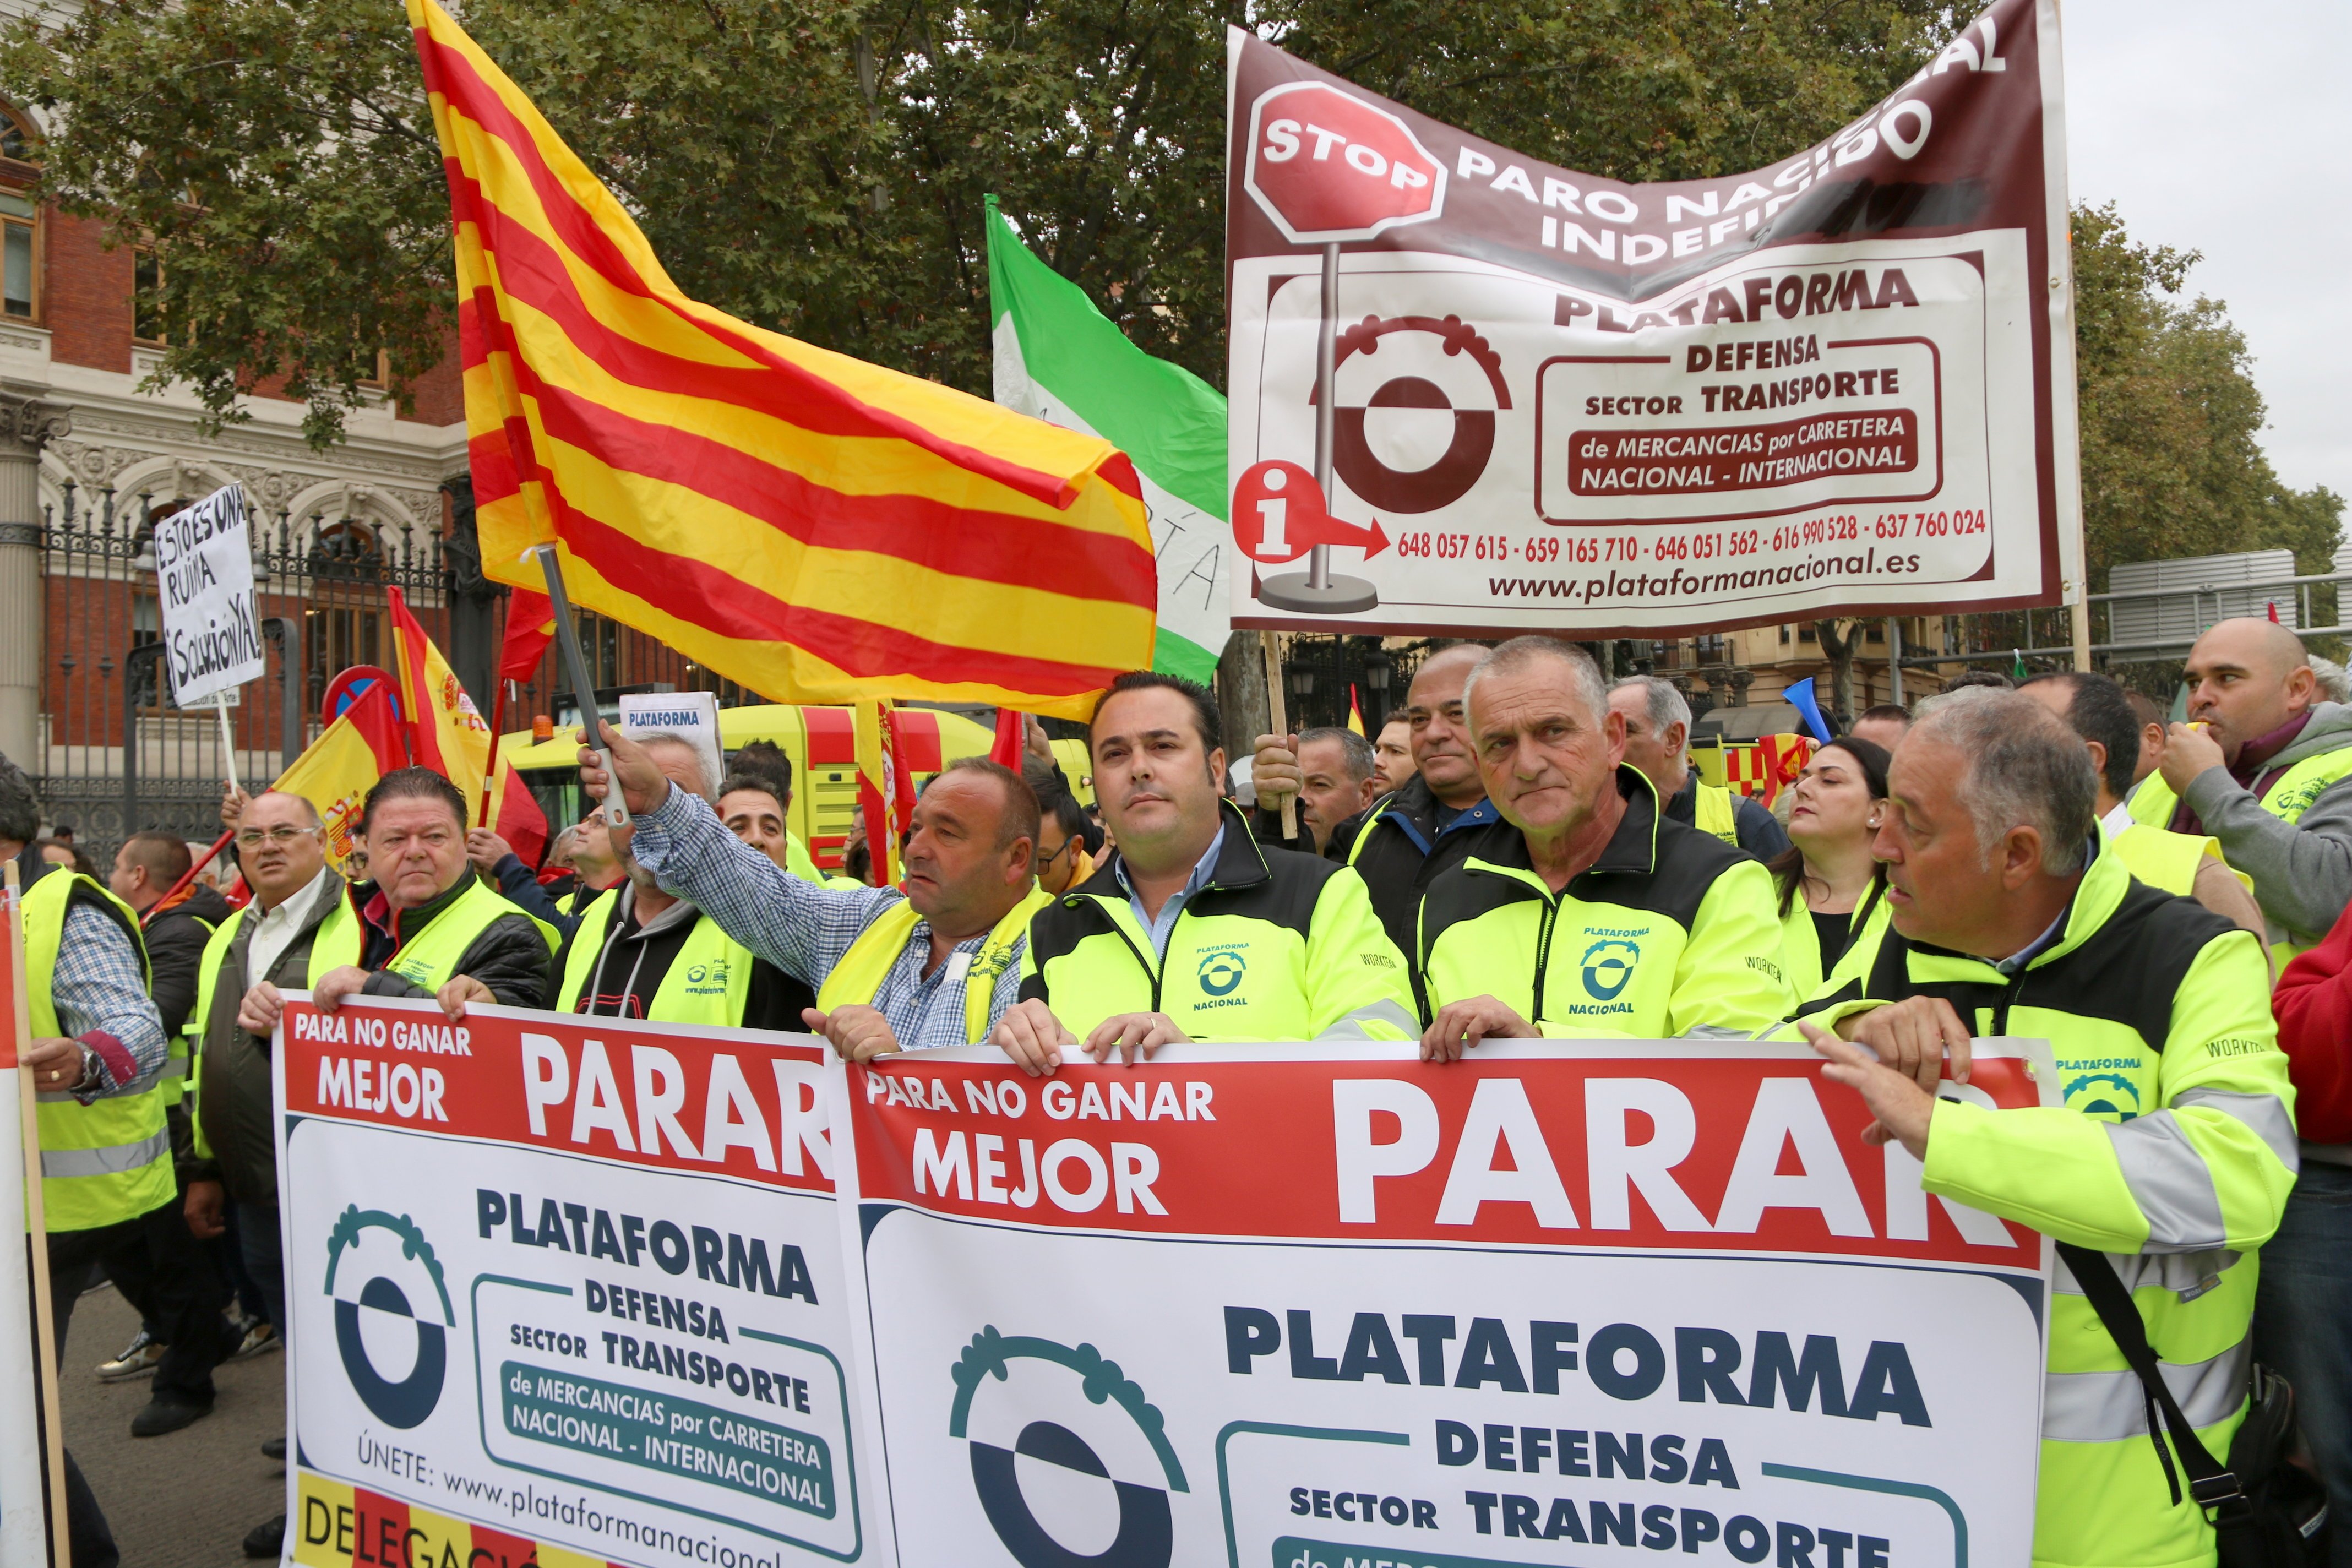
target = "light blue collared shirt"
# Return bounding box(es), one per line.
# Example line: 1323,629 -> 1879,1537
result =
1114,824 -> 1227,960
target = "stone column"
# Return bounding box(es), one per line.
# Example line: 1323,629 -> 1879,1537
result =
0,391 -> 68,770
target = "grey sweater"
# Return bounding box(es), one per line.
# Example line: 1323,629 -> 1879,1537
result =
2180,700 -> 2352,950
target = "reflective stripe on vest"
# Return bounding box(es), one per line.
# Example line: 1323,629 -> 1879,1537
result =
42,1126 -> 172,1180
309,875 -> 556,992
25,868 -> 173,1232
1692,780 -> 1739,846
818,887 -> 1049,1043
557,891 -> 755,1026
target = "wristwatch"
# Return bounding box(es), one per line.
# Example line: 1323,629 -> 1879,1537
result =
66,1041 -> 102,1096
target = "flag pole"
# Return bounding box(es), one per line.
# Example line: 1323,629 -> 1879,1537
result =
531,545 -> 628,827
478,682 -> 508,830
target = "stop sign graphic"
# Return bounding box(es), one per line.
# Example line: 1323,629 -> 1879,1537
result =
1243,80 -> 1447,244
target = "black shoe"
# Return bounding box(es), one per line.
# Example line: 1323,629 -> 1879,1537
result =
261,1435 -> 286,1461
243,1515 -> 285,1559
129,1398 -> 211,1438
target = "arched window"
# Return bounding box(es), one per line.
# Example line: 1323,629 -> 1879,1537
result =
0,104 -> 37,165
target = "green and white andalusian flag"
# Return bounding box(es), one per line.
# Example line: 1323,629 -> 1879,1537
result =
987,197 -> 1229,683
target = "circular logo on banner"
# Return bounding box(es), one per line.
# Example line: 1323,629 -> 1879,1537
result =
949,1329 -> 1188,1568
1196,950 -> 1247,998
325,1207 -> 455,1430
1581,939 -> 1641,1001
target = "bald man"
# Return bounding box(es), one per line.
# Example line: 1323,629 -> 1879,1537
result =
2129,617 -> 2352,959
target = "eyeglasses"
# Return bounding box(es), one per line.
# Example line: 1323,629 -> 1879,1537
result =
1038,836 -> 1075,869
236,825 -> 320,849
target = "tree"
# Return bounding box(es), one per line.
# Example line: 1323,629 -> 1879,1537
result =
2,0 -> 1958,445
2072,202 -> 2341,587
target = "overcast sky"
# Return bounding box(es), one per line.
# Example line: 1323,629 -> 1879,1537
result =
2062,0 -> 2351,508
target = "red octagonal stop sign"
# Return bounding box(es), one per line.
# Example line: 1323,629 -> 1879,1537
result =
1243,80 -> 1448,245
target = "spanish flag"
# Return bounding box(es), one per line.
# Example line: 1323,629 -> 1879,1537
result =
388,585 -> 494,812
409,1 -> 1158,719
274,683 -> 407,876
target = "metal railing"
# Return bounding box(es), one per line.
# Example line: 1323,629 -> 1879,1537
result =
37,484 -> 457,861
1899,570 -> 2350,675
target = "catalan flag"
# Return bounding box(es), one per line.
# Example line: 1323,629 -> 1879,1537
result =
409,0 -> 1158,720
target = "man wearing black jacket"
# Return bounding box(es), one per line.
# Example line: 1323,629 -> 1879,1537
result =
238,770 -> 553,1036
1252,644 -> 1512,1017
183,788 -> 344,1561
112,832 -> 235,1044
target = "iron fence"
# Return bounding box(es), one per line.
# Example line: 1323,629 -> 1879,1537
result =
36,478 -> 768,867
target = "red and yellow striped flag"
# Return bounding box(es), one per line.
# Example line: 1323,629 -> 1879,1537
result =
388,585 -> 494,812
409,0 -> 1158,720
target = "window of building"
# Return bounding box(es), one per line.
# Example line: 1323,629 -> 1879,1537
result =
133,248 -> 164,343
0,108 -> 35,165
1,104 -> 40,323
0,192 -> 36,323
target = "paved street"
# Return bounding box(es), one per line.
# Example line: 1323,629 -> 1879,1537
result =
62,1281 -> 288,1568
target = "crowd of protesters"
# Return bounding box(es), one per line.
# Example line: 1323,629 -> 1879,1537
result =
15,615 -> 2352,1567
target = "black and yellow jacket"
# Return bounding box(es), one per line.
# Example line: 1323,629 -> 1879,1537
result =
1788,842 -> 2294,1568
1019,802 -> 1418,1041
1418,768 -> 1792,1036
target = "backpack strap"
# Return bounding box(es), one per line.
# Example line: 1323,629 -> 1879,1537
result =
2054,1242 -> 2250,1527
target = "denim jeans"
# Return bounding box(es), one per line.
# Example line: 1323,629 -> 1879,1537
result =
2253,1161 -> 2352,1568
237,1200 -> 285,1351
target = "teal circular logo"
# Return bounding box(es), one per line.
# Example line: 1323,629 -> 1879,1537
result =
1197,950 -> 1246,997
951,1329 -> 1186,1568
1581,939 -> 1640,1001
327,1207 -> 454,1430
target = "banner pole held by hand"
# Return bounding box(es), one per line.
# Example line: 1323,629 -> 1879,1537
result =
213,691 -> 241,796
1260,631 -> 1297,839
531,545 -> 628,827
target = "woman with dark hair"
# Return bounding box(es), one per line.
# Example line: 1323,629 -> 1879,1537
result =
1768,736 -> 1896,1000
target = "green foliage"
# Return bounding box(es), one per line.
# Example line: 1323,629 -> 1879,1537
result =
0,0 -> 1956,446
2072,202 -> 2341,586
12,0 -> 2332,623
0,0 -> 450,447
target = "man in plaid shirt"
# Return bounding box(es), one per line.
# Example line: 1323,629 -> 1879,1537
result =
1,762 -> 236,1565
585,725 -> 1044,1058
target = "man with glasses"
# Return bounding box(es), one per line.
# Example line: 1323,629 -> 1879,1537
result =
237,769 -> 554,1037
181,787 -> 344,1561
1035,789 -> 1097,896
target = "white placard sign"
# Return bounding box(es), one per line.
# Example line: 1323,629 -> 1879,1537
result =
620,690 -> 725,793
154,483 -> 266,707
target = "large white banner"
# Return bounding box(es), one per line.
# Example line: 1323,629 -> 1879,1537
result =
1224,0 -> 2077,635
832,1041 -> 2055,1568
273,998 -> 876,1567
154,482 -> 266,706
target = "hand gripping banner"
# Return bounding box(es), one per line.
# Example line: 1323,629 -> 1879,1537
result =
830,1039 -> 2056,1568
1225,0 -> 2078,635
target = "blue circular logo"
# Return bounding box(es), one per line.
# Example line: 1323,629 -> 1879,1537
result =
1581,939 -> 1641,1001
951,1329 -> 1186,1568
326,1207 -> 454,1430
1197,951 -> 1246,998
